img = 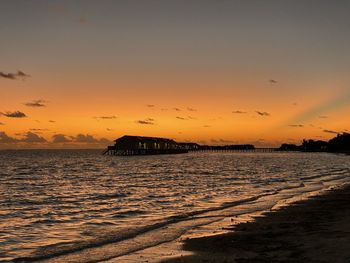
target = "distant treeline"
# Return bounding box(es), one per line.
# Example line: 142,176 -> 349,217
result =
279,133 -> 350,153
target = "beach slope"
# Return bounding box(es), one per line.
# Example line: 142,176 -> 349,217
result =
164,185 -> 350,263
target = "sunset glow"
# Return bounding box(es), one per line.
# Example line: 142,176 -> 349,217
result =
1,0 -> 349,148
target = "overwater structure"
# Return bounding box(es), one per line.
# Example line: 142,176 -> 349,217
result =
103,135 -> 190,155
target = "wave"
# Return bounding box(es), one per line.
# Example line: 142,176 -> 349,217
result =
12,189 -> 292,262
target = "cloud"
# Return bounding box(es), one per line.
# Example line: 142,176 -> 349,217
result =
289,124 -> 304,128
211,138 -> 236,144
137,120 -> 153,125
318,115 -> 329,119
24,100 -> 47,107
0,132 -> 18,143
0,70 -> 30,80
106,128 -> 114,131
269,79 -> 278,84
71,134 -> 111,145
0,122 -> 4,125
1,111 -> 27,118
232,110 -> 247,114
136,118 -> 155,125
94,115 -> 117,120
176,116 -> 187,120
52,134 -> 71,143
323,129 -> 339,134
256,111 -> 270,116
99,138 -> 111,144
49,120 -> 56,123
187,107 -> 197,112
146,104 -> 155,108
188,116 -> 197,120
21,132 -> 47,143
203,125 -> 211,128
173,108 -> 181,111
74,134 -> 99,143
29,128 -> 49,134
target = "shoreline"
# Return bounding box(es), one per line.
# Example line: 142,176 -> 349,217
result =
107,182 -> 349,263
161,183 -> 350,262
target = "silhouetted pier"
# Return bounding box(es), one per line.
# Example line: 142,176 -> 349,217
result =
104,136 -> 278,156
104,136 -> 189,156
192,148 -> 277,153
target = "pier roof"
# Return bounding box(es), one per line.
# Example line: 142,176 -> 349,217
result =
115,135 -> 177,144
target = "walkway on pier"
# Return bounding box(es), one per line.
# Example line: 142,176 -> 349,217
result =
190,148 -> 277,153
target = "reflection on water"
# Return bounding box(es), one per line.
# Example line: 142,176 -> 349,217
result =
0,150 -> 349,261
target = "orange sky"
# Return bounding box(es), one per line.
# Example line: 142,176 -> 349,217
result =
1,1 -> 349,148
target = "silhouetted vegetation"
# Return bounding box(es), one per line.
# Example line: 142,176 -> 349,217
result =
278,133 -> 350,153
328,133 -> 350,152
278,143 -> 302,151
301,139 -> 328,152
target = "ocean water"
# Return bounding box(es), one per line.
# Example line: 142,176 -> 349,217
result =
0,150 -> 349,262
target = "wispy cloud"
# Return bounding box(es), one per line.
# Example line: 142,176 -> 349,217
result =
49,120 -> 56,123
211,138 -> 236,144
232,110 -> 247,114
256,111 -> 270,116
94,115 -> 117,120
21,132 -> 47,143
269,79 -> 278,84
136,118 -> 155,125
29,128 -> 49,132
187,107 -> 197,112
69,134 -> 111,144
0,122 -> 4,125
24,100 -> 47,107
176,116 -> 187,120
323,129 -> 338,134
52,134 -> 71,143
74,134 -> 99,143
0,70 -> 30,80
173,107 -> 181,111
318,115 -> 329,119
203,125 -> 211,128
0,132 -> 18,143
289,124 -> 304,128
57,134 -> 112,145
146,104 -> 155,108
1,111 -> 27,118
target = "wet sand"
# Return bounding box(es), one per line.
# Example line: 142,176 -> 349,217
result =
163,184 -> 350,263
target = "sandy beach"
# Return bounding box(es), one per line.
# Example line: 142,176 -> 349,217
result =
162,184 -> 350,263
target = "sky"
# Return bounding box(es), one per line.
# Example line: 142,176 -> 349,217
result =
1,0 -> 350,148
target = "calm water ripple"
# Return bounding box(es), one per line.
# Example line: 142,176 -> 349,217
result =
0,150 -> 349,261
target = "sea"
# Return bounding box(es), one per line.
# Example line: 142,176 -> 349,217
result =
0,150 -> 349,262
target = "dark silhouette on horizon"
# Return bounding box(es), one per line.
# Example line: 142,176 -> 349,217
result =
103,133 -> 350,156
104,135 -> 269,156
278,133 -> 350,153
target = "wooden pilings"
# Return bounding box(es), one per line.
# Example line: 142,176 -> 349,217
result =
103,148 -> 188,156
103,146 -> 277,156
